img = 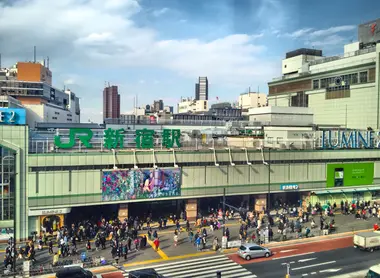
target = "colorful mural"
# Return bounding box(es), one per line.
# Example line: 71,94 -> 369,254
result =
102,168 -> 181,201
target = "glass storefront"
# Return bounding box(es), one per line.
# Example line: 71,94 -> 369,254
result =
0,147 -> 16,221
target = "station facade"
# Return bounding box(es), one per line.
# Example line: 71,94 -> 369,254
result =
2,122 -> 380,240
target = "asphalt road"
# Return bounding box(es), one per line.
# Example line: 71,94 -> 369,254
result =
243,247 -> 378,278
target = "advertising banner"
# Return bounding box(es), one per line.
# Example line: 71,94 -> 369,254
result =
326,163 -> 374,188
102,168 -> 181,201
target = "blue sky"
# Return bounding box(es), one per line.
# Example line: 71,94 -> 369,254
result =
0,0 -> 379,123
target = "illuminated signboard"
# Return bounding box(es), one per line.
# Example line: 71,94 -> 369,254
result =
0,108 -> 26,125
54,128 -> 182,149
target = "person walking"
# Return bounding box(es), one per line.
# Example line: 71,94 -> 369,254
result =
123,243 -> 128,261
153,238 -> 160,251
195,236 -> 201,251
48,239 -> 53,254
174,234 -> 178,247
188,229 -> 194,243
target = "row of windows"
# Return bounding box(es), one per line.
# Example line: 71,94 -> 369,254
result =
0,81 -> 43,89
313,71 -> 368,90
29,157 -> 378,172
52,116 -> 58,120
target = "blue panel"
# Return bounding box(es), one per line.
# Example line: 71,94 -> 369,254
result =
280,184 -> 299,190
0,108 -> 26,125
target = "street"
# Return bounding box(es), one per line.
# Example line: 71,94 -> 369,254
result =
241,245 -> 378,278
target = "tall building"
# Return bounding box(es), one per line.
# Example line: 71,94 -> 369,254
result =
153,100 -> 164,112
103,85 -> 120,120
267,19 -> 380,129
195,77 -> 208,100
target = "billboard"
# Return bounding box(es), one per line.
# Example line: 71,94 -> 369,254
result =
326,163 -> 374,188
358,18 -> 380,45
102,168 -> 181,201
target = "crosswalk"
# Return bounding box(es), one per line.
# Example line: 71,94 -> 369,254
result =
123,255 -> 258,278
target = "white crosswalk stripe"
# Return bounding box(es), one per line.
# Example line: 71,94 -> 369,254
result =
123,255 -> 258,278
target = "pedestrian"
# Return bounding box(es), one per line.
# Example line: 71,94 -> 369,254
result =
86,240 -> 91,251
123,243 -> 128,261
196,236 -> 201,251
188,229 -> 194,243
174,234 -> 178,247
153,238 -> 160,251
48,240 -> 53,254
134,237 -> 140,251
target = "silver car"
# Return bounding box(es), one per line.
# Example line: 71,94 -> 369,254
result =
237,243 -> 272,260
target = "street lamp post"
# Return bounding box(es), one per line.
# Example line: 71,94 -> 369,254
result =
222,188 -> 226,236
267,148 -> 271,216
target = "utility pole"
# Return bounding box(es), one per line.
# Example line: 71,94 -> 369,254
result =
222,188 -> 226,236
267,148 -> 271,216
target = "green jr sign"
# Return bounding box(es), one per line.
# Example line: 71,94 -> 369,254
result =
54,128 -> 181,150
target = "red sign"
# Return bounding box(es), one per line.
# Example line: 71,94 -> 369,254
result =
371,22 -> 377,36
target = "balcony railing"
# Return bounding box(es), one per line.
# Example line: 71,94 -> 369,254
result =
29,136 -> 327,154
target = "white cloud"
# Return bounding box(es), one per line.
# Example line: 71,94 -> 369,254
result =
152,7 -> 169,17
280,25 -> 355,42
281,28 -> 313,39
305,34 -> 347,47
138,79 -> 146,84
0,0 -> 280,122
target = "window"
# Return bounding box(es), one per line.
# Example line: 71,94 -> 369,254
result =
291,92 -> 308,107
350,73 -> 358,84
249,246 -> 263,251
267,137 -> 273,144
312,80 -> 319,89
284,65 -> 287,68
360,71 -> 368,83
277,137 -> 283,144
320,78 -> 327,88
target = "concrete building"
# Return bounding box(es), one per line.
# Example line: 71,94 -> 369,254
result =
153,100 -> 164,112
238,92 -> 268,115
248,106 -> 314,126
164,105 -> 174,114
268,21 -> 380,130
4,121 -> 380,240
0,62 -> 80,127
195,77 -> 208,100
103,85 -> 120,120
178,97 -> 208,113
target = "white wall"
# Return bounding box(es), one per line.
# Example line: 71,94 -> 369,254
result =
238,93 -> 267,111
310,51 -> 376,74
178,100 -> 208,113
282,55 -> 322,75
24,104 -> 80,127
307,83 -> 377,129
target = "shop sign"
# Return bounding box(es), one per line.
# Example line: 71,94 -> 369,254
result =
54,128 -> 181,149
281,184 -> 299,190
0,108 -> 26,125
29,208 -> 71,216
321,130 -> 380,149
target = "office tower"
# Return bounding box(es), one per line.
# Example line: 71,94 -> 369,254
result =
195,77 -> 208,100
103,85 -> 120,120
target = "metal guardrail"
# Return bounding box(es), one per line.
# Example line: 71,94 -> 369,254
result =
29,137 -> 323,154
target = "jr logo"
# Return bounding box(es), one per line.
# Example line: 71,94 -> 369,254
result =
54,128 -> 93,149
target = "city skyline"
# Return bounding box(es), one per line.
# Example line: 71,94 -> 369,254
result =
1,0 -> 380,123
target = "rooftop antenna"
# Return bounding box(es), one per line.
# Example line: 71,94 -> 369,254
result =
43,59 -> 46,67
34,46 -> 36,63
47,56 -> 50,68
108,82 -> 110,87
